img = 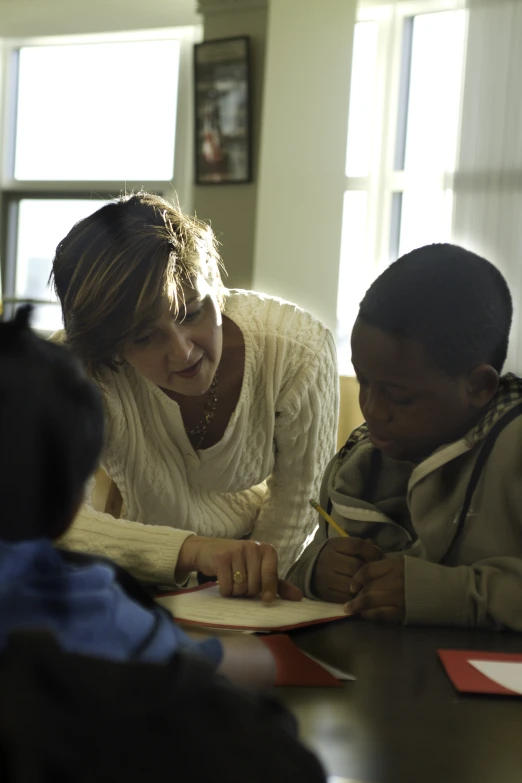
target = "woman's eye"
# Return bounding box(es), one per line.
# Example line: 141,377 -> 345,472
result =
135,333 -> 154,345
182,307 -> 203,324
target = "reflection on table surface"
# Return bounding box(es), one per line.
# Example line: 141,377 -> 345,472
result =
280,619 -> 522,783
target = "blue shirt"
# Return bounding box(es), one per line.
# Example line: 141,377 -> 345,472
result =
0,538 -> 222,665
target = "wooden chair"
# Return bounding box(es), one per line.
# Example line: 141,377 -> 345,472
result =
337,375 -> 363,449
91,469 -> 123,518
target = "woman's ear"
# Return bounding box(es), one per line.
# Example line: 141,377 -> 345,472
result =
466,364 -> 500,409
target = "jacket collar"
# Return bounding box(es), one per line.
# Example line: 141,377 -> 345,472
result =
465,373 -> 522,446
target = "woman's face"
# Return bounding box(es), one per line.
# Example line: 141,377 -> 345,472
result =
123,279 -> 223,397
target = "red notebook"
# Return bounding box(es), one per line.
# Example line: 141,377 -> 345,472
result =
260,635 -> 342,687
438,649 -> 522,696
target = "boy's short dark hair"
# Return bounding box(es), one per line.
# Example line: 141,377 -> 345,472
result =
358,244 -> 513,375
0,306 -> 104,541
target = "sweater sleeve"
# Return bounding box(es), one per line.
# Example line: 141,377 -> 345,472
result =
285,528 -> 330,596
250,330 -> 339,577
56,497 -> 195,587
49,334 -> 194,586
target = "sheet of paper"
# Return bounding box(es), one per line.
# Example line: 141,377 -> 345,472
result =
303,652 -> 355,682
328,778 -> 367,783
156,584 -> 346,630
468,660 -> 522,695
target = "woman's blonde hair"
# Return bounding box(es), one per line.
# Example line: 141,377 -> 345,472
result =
51,192 -> 224,379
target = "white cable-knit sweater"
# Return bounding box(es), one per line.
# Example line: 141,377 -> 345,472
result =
56,290 -> 339,584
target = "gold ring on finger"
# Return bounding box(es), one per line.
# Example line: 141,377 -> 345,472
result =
233,570 -> 244,585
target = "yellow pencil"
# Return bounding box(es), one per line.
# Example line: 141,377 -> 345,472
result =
309,498 -> 348,538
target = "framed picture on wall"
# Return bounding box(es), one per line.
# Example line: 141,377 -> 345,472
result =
194,36 -> 252,185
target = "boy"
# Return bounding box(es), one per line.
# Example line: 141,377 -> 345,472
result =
289,244 -> 522,630
0,306 -> 274,680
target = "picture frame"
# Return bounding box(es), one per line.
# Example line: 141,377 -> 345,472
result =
194,36 -> 252,185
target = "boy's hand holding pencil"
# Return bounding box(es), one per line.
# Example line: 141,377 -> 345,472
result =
344,556 -> 406,623
309,499 -> 384,604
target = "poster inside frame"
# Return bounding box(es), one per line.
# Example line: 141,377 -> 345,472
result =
194,36 -> 252,185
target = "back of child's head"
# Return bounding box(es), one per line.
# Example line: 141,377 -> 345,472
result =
358,244 -> 513,375
0,307 -> 103,541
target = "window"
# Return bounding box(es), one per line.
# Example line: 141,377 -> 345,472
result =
337,3 -> 468,374
11,199 -> 110,331
0,28 -> 198,332
345,21 -> 379,179
395,9 -> 466,257
14,41 -> 180,182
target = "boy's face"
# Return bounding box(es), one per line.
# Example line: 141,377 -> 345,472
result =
351,318 -> 497,462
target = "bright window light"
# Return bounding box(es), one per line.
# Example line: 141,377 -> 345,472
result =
14,40 -> 180,181
398,189 -> 454,258
15,198 -> 109,331
403,10 -> 467,174
346,22 -> 379,177
337,191 -> 369,374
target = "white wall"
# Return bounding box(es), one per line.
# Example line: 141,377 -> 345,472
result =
0,0 -> 200,37
253,0 -> 356,334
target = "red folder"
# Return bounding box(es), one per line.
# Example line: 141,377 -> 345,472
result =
438,649 -> 522,696
260,635 -> 342,687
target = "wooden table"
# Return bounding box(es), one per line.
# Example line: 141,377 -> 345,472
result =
279,619 -> 522,783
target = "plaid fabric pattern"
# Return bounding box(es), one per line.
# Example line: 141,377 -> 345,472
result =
467,373 -> 522,445
338,373 -> 522,457
338,422 -> 369,460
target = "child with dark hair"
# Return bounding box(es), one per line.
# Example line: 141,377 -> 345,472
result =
0,307 -> 274,676
289,244 -> 522,630
0,306 -> 222,661
0,307 -> 327,783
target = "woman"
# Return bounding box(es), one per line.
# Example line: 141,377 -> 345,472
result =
51,192 -> 338,593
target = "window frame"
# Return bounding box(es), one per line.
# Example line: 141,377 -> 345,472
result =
346,0 -> 468,269
0,25 -> 200,327
337,0 -> 468,373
